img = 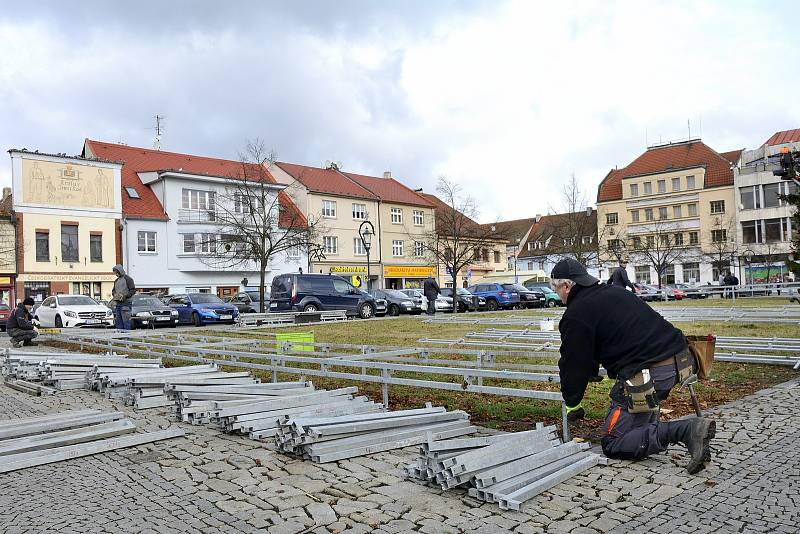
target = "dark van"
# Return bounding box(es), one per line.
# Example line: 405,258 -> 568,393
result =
270,274 -> 377,319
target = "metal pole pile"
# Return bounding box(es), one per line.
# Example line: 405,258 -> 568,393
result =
406,425 -> 604,511
0,410 -> 184,473
4,378 -> 58,396
276,405 -> 475,463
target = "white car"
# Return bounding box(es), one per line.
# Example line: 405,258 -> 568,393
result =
34,295 -> 114,328
400,288 -> 453,312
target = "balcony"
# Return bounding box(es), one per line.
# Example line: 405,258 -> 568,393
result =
178,209 -> 217,223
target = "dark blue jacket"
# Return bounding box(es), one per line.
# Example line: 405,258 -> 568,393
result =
611,266 -> 636,291
7,303 -> 34,331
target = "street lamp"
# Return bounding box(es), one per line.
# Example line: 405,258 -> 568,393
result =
359,220 -> 375,291
513,238 -> 520,283
743,248 -> 755,285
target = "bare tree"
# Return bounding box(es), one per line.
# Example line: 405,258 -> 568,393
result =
422,177 -> 503,311
199,141 -> 323,310
701,215 -> 737,283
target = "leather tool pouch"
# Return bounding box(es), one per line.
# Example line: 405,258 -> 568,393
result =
674,347 -> 693,383
622,369 -> 659,414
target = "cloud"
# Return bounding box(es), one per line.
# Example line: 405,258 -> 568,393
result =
1,0 -> 798,222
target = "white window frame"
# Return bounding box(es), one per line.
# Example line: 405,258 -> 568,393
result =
645,208 -> 654,221
413,210 -> 424,226
353,237 -> 366,256
686,175 -> 696,189
392,239 -> 404,256
323,236 -> 338,254
390,207 -> 403,224
711,229 -> 727,243
710,200 -> 725,214
287,245 -> 301,259
182,189 -> 215,211
671,177 -> 680,192
630,183 -> 639,197
414,241 -> 425,257
137,231 -> 157,253
630,210 -> 639,222
658,207 -> 668,220
657,180 -> 666,193
352,203 -> 367,220
322,200 -> 337,218
643,182 -> 652,195
182,233 -> 196,254
688,203 -> 698,217
606,212 -> 618,225
673,205 -> 682,218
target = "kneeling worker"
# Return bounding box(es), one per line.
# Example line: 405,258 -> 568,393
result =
7,297 -> 39,348
550,258 -> 715,474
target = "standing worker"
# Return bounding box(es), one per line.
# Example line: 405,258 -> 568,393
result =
110,265 -> 136,330
611,258 -> 637,291
550,258 -> 716,474
423,274 -> 441,316
7,297 -> 38,347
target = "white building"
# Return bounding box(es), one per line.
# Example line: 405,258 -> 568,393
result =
83,140 -> 307,298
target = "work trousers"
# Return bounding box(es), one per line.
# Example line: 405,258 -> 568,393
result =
600,363 -> 677,461
114,304 -> 132,330
8,328 -> 38,344
426,299 -> 436,315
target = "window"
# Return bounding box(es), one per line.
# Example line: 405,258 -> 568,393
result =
287,245 -> 301,258
182,189 -> 215,211
710,200 -> 725,214
686,175 -> 696,189
673,205 -> 682,218
765,218 -> 783,242
323,236 -> 338,254
527,261 -> 533,271
182,234 -> 195,254
390,208 -> 403,224
197,233 -> 214,254
481,248 -> 489,262
353,237 -> 366,256
635,265 -> 651,284
643,182 -> 652,195
138,231 -> 157,253
332,278 -> 352,294
630,210 -> 639,222
645,208 -> 654,221
659,234 -> 669,246
606,212 -> 618,225
711,229 -> 727,243
392,240 -> 404,256
563,237 -> 575,246
35,231 -> 49,262
689,231 -> 699,245
473,247 -> 481,260
413,210 -> 424,226
674,233 -> 684,246
527,242 -> 534,251
657,180 -> 666,193
630,184 -> 639,197
61,224 -> 78,262
646,235 -> 655,247
493,250 -> 501,263
538,261 -> 546,270
582,236 -> 593,244
742,220 -> 758,244
321,200 -> 337,218
671,177 -> 680,192
235,194 -> 263,214
682,263 -> 700,284
740,186 -> 760,210
415,241 -> 425,257
352,203 -> 367,220
658,207 -> 668,220
633,236 -> 642,249
90,234 -> 102,262
663,264 -> 676,284
607,239 -> 622,250
125,187 -> 140,199
687,203 -> 698,217
763,183 -> 782,208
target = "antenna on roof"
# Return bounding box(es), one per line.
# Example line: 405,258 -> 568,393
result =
153,115 -> 164,150
687,118 -> 691,140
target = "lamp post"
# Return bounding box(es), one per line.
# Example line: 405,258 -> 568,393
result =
359,220 -> 375,291
743,248 -> 755,286
513,238 -> 519,283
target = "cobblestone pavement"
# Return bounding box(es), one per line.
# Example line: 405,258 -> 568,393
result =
1,349 -> 798,533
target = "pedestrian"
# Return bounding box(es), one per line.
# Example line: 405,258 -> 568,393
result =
611,258 -> 637,291
423,275 -> 440,316
550,258 -> 715,474
110,265 -> 136,330
7,297 -> 39,347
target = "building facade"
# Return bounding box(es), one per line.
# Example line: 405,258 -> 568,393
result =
9,149 -> 123,302
0,189 -> 17,306
83,140 -> 306,298
596,140 -> 741,286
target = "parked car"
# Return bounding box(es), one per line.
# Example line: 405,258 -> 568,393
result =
526,286 -> 563,307
369,289 -> 423,316
227,291 -> 268,313
635,284 -> 682,301
401,288 -> 454,313
269,274 -> 377,319
0,303 -> 10,331
130,294 -> 179,329
467,283 -> 520,311
34,295 -> 114,328
166,293 -> 239,326
373,297 -> 388,317
439,288 -> 483,312
666,284 -> 706,299
501,284 -> 545,309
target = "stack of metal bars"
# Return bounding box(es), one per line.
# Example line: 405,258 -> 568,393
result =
0,410 -> 184,473
4,378 -> 58,396
405,425 -> 604,511
276,405 -> 475,463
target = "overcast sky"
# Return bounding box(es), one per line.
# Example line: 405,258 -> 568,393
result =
1,1 -> 798,222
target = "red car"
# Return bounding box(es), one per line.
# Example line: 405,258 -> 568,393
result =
0,303 -> 10,331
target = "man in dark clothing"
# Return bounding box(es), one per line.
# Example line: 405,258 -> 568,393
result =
423,275 -> 441,315
550,258 -> 716,474
611,259 -> 637,291
7,297 -> 38,347
111,264 -> 136,330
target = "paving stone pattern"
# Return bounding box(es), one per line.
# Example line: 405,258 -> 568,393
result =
1,350 -> 798,533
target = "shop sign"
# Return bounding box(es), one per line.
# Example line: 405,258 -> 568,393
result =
383,265 -> 436,278
329,265 -> 367,274
0,277 -> 11,285
20,273 -> 117,282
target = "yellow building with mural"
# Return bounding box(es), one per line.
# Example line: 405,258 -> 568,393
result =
9,150 -> 122,302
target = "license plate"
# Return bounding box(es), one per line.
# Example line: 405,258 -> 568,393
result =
219,315 -> 232,320
270,303 -> 277,308
85,318 -> 100,324
141,320 -> 149,325
156,317 -> 170,321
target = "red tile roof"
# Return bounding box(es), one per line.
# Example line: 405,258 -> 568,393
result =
719,149 -> 744,164
520,210 -> 597,256
764,129 -> 800,146
489,218 -> 536,243
342,172 -> 434,208
275,162 -> 379,200
84,140 -> 306,227
597,140 -> 735,203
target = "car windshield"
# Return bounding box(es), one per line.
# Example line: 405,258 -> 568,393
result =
59,296 -> 97,306
133,297 -> 164,307
190,294 -> 224,304
246,291 -> 263,300
383,289 -> 409,299
501,284 -> 528,292
456,288 -> 472,295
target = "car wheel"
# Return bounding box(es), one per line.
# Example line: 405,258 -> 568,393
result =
192,313 -> 203,327
547,300 -> 556,308
486,299 -> 499,311
170,321 -> 178,328
55,315 -> 63,328
303,303 -> 319,312
359,302 -> 375,319
388,304 -> 400,316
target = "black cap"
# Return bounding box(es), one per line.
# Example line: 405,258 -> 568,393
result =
22,297 -> 35,306
550,258 -> 599,287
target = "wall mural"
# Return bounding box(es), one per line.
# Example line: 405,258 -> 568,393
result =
22,159 -> 114,209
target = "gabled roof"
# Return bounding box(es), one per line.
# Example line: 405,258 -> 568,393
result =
764,128 -> 800,147
84,140 -> 306,227
341,172 -> 434,208
419,192 -> 505,243
719,149 -> 744,165
519,210 -> 597,257
275,162 -> 379,200
597,140 -> 735,203
489,218 -> 536,243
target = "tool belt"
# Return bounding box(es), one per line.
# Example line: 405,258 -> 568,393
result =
621,347 -> 694,414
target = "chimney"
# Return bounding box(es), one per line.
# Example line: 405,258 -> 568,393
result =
2,187 -> 10,200
535,213 -> 542,222
586,207 -> 593,216
383,171 -> 392,179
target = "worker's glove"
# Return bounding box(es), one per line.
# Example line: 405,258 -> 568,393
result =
566,404 -> 585,422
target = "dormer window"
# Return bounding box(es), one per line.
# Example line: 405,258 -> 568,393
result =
125,187 -> 140,199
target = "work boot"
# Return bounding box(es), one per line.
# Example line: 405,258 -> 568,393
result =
10,340 -> 21,348
660,418 -> 716,474
23,340 -> 38,347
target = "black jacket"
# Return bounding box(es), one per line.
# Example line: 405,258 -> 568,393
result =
7,303 -> 34,331
611,266 -> 636,291
558,283 -> 686,407
423,277 -> 441,299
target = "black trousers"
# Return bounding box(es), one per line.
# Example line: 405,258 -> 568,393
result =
426,298 -> 436,315
8,328 -> 38,344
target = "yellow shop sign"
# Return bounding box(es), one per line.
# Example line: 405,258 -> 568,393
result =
329,265 -> 367,274
383,265 -> 436,278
